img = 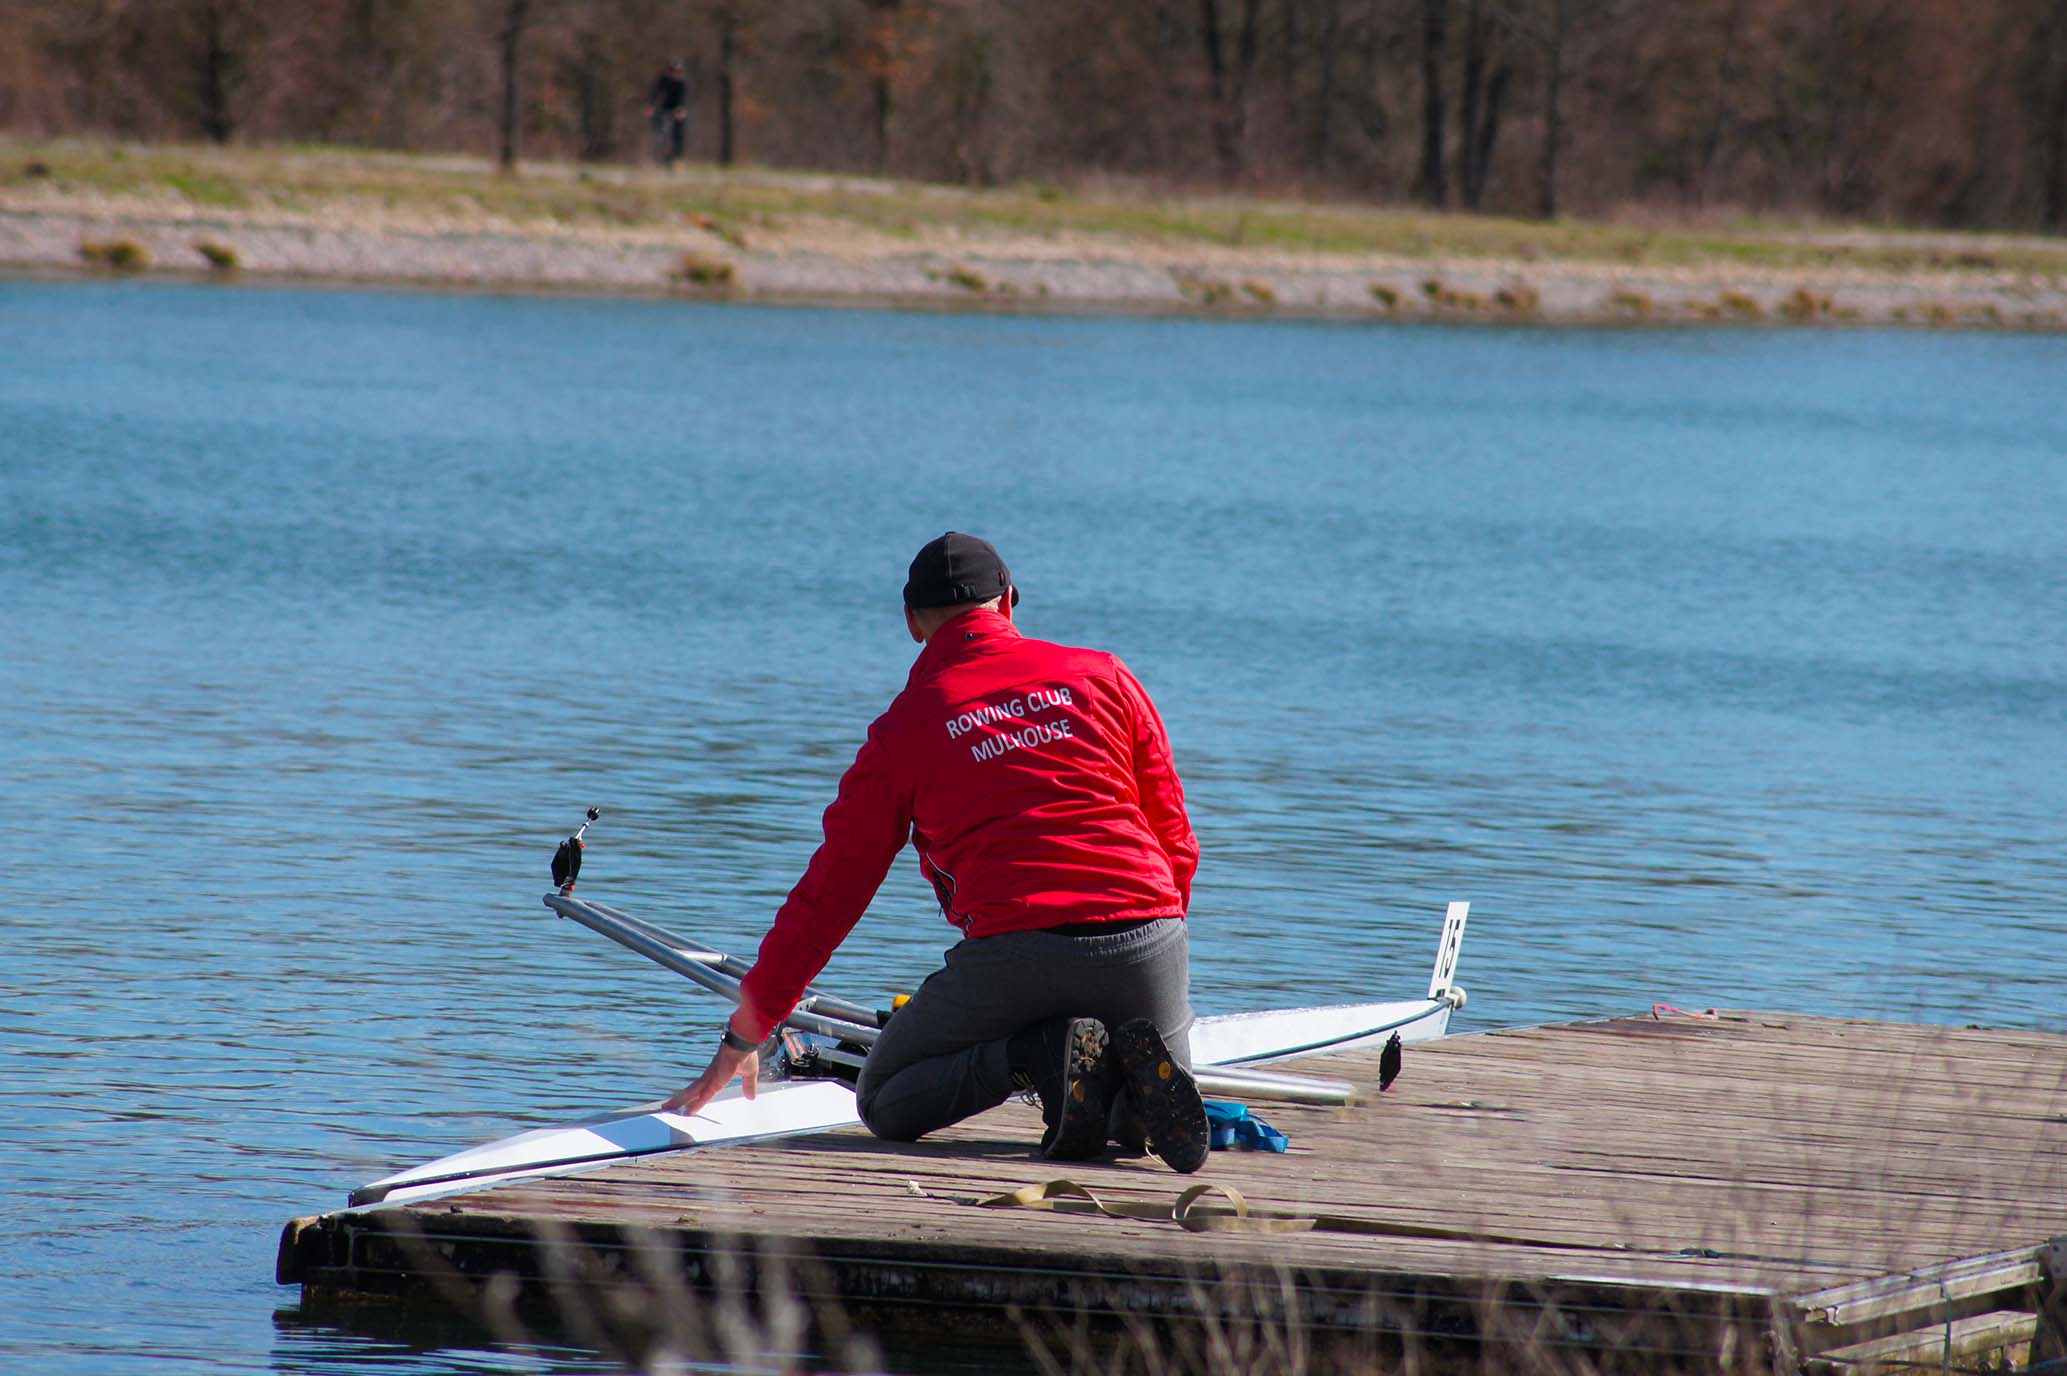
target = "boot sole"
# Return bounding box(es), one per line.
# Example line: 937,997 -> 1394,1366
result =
1111,1019 -> 1208,1174
1042,1018 -> 1111,1161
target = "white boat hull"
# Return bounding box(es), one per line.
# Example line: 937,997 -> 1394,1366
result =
349,901 -> 1468,1209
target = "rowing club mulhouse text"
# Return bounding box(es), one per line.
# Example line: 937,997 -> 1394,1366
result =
943,686 -> 1077,762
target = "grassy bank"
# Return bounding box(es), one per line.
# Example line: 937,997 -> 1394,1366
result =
11,135 -> 2067,277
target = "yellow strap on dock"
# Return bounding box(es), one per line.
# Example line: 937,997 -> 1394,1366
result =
975,1178 -> 1315,1234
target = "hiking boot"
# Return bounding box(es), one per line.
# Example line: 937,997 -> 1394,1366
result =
1006,1016 -> 1111,1161
1109,1019 -> 1209,1174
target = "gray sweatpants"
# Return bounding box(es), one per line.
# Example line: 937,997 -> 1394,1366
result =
854,917 -> 1193,1143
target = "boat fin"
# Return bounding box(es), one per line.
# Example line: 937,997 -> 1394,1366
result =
1427,901 -> 1469,1003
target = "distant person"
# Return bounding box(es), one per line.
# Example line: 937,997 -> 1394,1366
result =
664,533 -> 1211,1172
647,58 -> 689,167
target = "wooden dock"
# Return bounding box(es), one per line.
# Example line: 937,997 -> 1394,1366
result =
280,1012 -> 2067,1373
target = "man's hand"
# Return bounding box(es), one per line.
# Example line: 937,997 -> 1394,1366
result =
663,1042 -> 759,1117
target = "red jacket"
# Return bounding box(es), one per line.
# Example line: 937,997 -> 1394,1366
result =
736,607 -> 1197,1040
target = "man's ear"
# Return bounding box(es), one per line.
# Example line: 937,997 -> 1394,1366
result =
905,605 -> 926,644
998,588 -> 1015,624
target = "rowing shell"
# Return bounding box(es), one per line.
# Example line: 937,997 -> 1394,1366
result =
348,900 -> 1468,1208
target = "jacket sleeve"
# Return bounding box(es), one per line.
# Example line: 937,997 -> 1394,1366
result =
1115,661 -> 1198,911
735,724 -> 910,1041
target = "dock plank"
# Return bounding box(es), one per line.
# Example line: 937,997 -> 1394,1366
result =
283,1012 -> 2067,1370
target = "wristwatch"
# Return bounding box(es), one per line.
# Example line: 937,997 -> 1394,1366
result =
720,1024 -> 759,1054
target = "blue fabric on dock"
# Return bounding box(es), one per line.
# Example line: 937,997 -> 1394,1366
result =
1204,1100 -> 1288,1152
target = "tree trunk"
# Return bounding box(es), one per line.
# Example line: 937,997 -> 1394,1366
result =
1417,0 -> 1448,206
1694,0 -> 1746,207
1537,0 -> 1567,219
866,0 -> 900,173
1201,0 -> 1229,169
1470,64 -> 1510,209
497,0 -> 530,173
871,75 -> 892,170
570,27 -> 611,161
1358,0 -> 1391,152
1199,0 -> 1257,180
716,6 -> 738,166
2046,76 -> 2067,231
1458,0 -> 1486,207
939,18 -> 994,186
1281,0 -> 1300,123
1309,0 -> 1341,169
197,0 -> 235,144
2045,0 -> 2067,230
1234,0 -> 1259,174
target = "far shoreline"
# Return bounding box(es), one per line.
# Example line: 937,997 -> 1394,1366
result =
5,138 -> 2065,332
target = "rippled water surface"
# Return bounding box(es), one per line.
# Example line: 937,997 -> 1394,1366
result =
4,279 -> 2064,1373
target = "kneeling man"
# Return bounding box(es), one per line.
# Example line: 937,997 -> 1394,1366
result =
666,532 -> 1208,1171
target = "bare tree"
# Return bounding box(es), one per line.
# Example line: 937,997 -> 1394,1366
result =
1691,0 -> 1746,206
1480,0 -> 1633,219
496,0 -> 532,171
1307,0 -> 1344,170
942,13 -> 997,184
564,18 -> 613,160
1416,0 -> 1448,204
134,0 -> 265,143
1199,0 -> 1262,180
713,1 -> 740,165
195,0 -> 239,140
861,0 -> 901,172
1535,0 -> 1566,216
1457,0 -> 1512,209
2027,0 -> 2067,230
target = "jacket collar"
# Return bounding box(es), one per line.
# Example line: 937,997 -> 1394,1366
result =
908,606 -> 1020,685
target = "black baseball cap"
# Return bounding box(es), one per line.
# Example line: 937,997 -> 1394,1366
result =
903,531 -> 1020,609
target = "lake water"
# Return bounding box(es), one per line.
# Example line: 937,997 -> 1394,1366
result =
3,278 -> 2064,1374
